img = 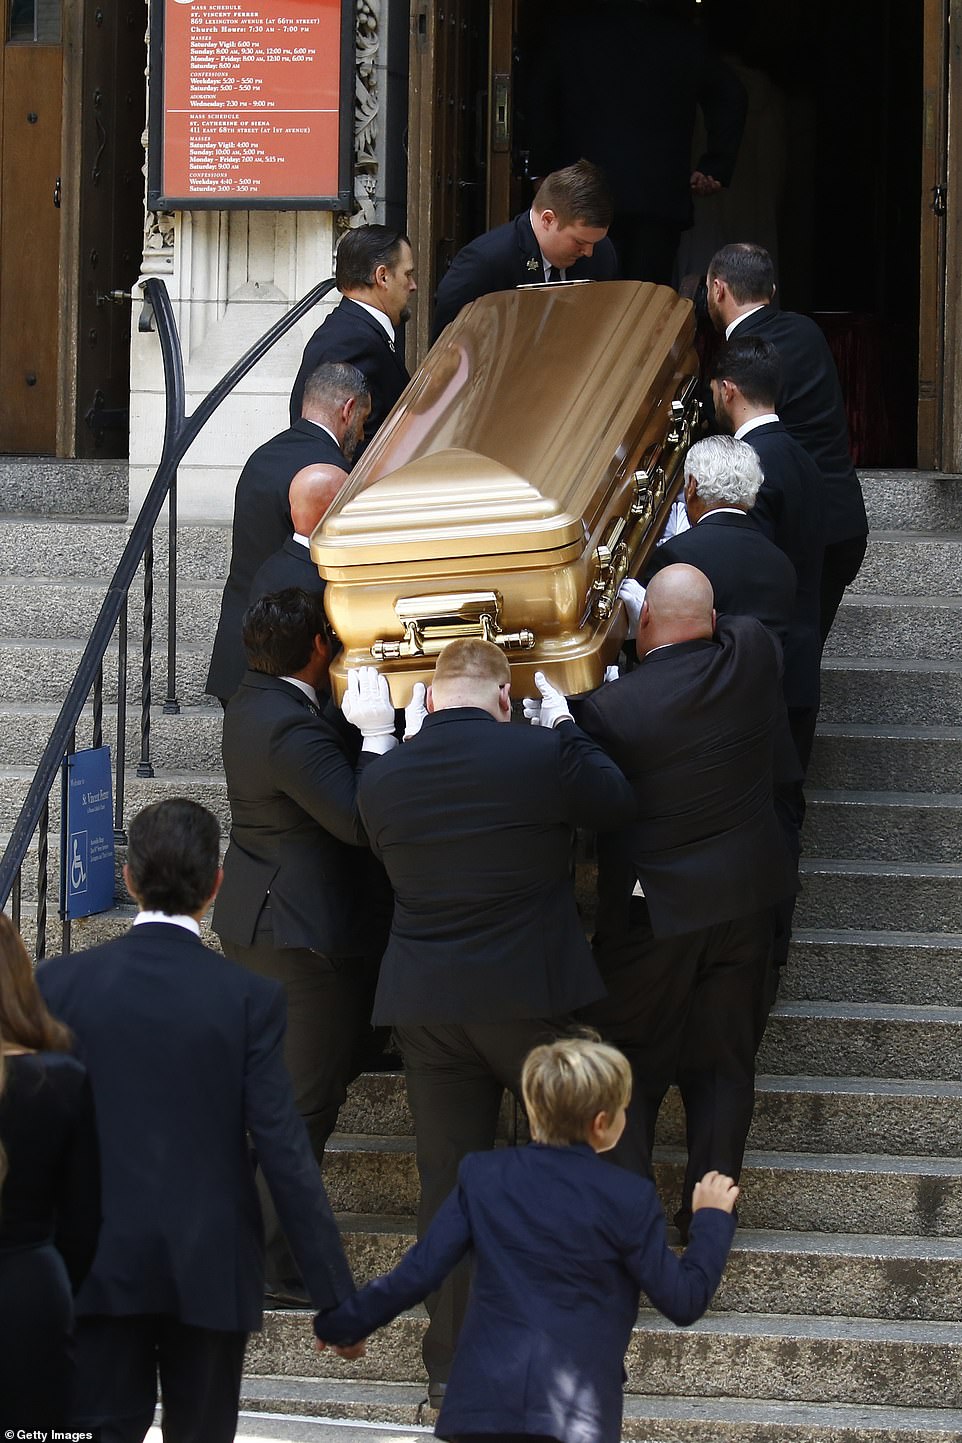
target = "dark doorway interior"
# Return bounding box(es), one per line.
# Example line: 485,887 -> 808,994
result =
508,0 -> 923,466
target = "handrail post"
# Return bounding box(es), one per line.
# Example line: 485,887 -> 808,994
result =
0,274 -> 338,914
164,470 -> 180,715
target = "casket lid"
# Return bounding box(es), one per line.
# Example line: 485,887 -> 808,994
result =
311,448 -> 585,569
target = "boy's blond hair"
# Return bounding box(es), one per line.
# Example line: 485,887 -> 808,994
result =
521,1036 -> 632,1147
433,637 -> 510,690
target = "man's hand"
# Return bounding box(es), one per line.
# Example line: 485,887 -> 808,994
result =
314,1337 -> 367,1359
342,667 -> 398,754
618,578 -> 646,640
522,671 -> 572,729
692,1170 -> 739,1214
603,664 -> 620,684
690,170 -> 722,197
404,681 -> 428,741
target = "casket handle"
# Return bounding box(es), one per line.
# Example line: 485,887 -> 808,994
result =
371,591 -> 535,660
592,518 -> 630,620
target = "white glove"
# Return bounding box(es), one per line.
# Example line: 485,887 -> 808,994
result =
603,664 -> 620,684
521,671 -> 572,729
403,681 -> 428,741
342,667 -> 398,754
618,578 -> 647,640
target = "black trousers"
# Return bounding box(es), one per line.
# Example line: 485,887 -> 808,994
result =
582,899 -> 772,1215
608,212 -> 682,285
70,1313 -> 246,1443
394,1017 -> 564,1394
222,906 -> 379,1289
820,532 -> 868,644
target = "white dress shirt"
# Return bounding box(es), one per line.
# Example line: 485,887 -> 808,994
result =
351,298 -> 397,349
734,413 -> 780,440
133,912 -> 201,936
725,305 -> 768,340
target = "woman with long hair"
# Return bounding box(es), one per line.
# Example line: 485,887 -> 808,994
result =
0,913 -> 101,1428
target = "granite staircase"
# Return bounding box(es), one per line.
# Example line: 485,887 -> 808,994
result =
247,472 -> 962,1442
3,464 -> 962,1440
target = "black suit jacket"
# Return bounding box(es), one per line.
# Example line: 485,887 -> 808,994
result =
732,307 -> 868,545
746,420 -> 825,707
644,511 -> 816,707
357,708 -> 637,1025
289,296 -> 410,446
431,210 -> 619,339
573,616 -> 797,940
206,421 -> 347,701
250,537 -> 326,605
214,672 -> 391,957
37,923 -> 352,1332
525,4 -> 746,223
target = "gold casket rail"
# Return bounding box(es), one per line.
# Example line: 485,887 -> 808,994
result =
311,279 -> 700,705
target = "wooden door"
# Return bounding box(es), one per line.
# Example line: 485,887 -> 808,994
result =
406,0 -> 489,362
486,0 -> 516,227
0,0 -> 62,453
918,0 -> 949,467
71,1 -> 147,457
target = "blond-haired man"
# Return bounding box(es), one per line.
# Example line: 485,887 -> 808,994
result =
350,638 -> 635,1406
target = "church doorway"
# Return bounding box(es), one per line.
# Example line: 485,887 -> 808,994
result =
0,0 -> 145,457
406,0 -> 956,470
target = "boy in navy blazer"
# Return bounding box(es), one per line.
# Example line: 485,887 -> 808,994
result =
313,1038 -> 737,1443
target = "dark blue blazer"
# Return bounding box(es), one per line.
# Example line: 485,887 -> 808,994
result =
358,710 -> 637,1025
38,923 -> 353,1332
314,1143 -> 735,1443
289,296 -> 410,448
431,210 -> 619,340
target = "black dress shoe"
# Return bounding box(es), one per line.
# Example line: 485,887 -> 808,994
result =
264,1283 -> 312,1309
416,1387 -> 445,1425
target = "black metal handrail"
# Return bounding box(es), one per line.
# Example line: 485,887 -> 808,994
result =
0,273 -> 337,956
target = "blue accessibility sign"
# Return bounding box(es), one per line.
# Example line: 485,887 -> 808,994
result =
61,746 -> 115,920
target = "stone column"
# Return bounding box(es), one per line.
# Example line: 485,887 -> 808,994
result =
129,0 -> 392,522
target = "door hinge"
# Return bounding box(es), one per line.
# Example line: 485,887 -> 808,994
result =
932,184 -> 947,217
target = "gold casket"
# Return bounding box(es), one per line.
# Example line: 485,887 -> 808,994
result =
311,280 -> 699,704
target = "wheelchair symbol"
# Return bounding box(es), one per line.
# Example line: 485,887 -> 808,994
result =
70,833 -> 88,894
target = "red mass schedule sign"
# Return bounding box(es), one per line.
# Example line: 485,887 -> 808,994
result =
157,0 -> 350,206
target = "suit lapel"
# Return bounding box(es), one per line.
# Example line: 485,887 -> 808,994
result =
515,211 -> 544,285
340,297 -> 408,380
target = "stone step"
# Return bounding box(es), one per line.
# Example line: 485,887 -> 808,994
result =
785,929 -> 962,1006
803,790 -> 962,862
336,1215 -> 962,1323
0,459 -> 128,518
252,1304 -> 962,1408
0,575 -> 223,646
819,658 -> 962,728
338,1066 -> 962,1156
0,516 -> 230,581
323,1136 -> 962,1236
850,530 -> 962,597
0,765 -> 228,833
824,596 -> 962,662
861,471 -> 962,531
807,725 -> 962,794
796,858 -> 962,933
0,702 -> 223,772
0,637 -> 216,706
759,1001 -> 962,1082
236,1378 -> 962,1443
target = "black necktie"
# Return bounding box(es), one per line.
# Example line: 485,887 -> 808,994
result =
547,266 -> 562,283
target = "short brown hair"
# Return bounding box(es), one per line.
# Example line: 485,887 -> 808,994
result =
533,159 -> 613,230
708,243 -> 776,305
433,637 -> 510,690
522,1036 -> 631,1146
